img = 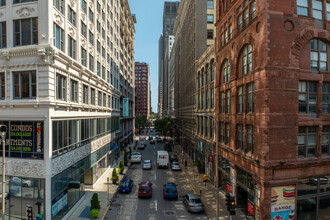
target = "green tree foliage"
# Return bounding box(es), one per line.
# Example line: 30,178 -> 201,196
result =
119,160 -> 124,171
124,151 -> 128,163
111,168 -> 118,181
154,118 -> 173,137
135,115 -> 147,131
150,114 -> 155,119
90,193 -> 100,210
90,209 -> 99,219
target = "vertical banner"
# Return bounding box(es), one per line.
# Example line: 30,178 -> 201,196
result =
255,184 -> 261,220
123,97 -> 129,117
271,185 -> 296,220
230,167 -> 236,198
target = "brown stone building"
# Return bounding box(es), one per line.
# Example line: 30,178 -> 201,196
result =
215,0 -> 330,219
135,62 -> 150,118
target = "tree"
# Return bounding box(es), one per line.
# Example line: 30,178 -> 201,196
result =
150,114 -> 155,119
135,115 -> 147,132
154,118 -> 173,137
90,193 -> 100,210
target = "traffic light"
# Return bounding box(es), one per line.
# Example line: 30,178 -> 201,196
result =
225,193 -> 231,211
26,206 -> 33,220
229,197 -> 236,216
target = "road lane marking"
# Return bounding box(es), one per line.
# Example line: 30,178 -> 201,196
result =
154,173 -> 156,180
155,200 -> 157,211
181,168 -> 196,194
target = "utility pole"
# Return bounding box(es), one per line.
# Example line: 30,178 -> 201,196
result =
0,124 -> 7,220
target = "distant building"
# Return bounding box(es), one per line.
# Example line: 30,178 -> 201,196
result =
135,62 -> 150,118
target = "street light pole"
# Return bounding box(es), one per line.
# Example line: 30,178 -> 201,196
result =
0,124 -> 7,220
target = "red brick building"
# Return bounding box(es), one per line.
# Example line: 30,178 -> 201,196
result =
135,62 -> 150,117
215,0 -> 330,219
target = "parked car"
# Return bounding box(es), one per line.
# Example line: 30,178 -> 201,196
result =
119,179 -> 133,193
149,136 -> 153,140
138,143 -> 146,149
169,154 -> 178,163
139,137 -> 147,147
143,160 -> 152,170
138,182 -> 152,198
131,152 -> 142,163
183,194 -> 204,213
171,161 -> 181,171
163,182 -> 178,199
150,139 -> 155,144
156,136 -> 162,142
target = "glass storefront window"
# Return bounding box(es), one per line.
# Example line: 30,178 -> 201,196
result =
319,195 -> 330,220
319,176 -> 330,193
297,178 -> 318,196
297,197 -> 317,220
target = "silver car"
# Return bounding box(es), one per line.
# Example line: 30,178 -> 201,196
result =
183,194 -> 204,213
171,161 -> 181,171
143,160 -> 152,170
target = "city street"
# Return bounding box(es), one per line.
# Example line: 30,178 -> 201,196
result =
104,130 -> 207,220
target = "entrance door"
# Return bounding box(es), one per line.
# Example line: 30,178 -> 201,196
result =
237,185 -> 248,208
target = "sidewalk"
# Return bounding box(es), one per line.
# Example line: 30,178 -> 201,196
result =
66,144 -> 133,220
173,144 -> 247,220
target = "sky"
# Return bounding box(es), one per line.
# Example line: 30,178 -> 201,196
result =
128,0 -> 175,113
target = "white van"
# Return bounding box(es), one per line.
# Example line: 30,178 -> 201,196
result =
157,151 -> 169,168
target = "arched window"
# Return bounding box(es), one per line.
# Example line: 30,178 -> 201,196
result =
201,68 -> 204,86
210,59 -> 215,81
310,39 -> 328,71
242,44 -> 253,76
223,59 -> 230,83
198,71 -> 201,88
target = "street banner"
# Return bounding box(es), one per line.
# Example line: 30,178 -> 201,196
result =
123,97 -> 129,117
271,185 -> 296,220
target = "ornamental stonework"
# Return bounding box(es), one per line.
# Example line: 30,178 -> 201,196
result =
0,159 -> 45,178
91,134 -> 111,153
16,7 -> 35,18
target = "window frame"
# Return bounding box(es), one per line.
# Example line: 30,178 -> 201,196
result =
299,81 -> 317,114
56,73 -> 67,101
70,79 -> 78,103
14,17 -> 38,47
13,71 -> 36,99
0,21 -> 6,48
298,126 -> 317,158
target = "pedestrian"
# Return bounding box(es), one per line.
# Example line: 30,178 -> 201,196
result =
203,173 -> 208,186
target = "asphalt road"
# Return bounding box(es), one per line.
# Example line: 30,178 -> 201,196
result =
104,131 -> 207,220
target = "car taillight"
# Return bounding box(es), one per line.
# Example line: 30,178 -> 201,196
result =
164,192 -> 166,195
189,205 -> 195,207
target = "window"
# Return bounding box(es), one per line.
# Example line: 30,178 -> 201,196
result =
83,84 -> 88,104
322,83 -> 330,113
201,92 -> 204,109
13,0 -> 37,4
97,21 -> 101,33
81,0 -> 87,13
98,91 -> 102,105
238,86 -> 245,113
198,93 -> 200,109
89,31 -> 94,45
13,71 -> 36,99
242,44 -> 253,76
298,126 -> 317,157
250,1 -> 256,20
221,92 -> 225,113
207,15 -> 214,23
237,124 -> 244,150
68,7 -> 76,26
14,18 -> 38,46
210,119 -> 214,139
220,123 -> 225,143
206,90 -> 209,109
81,22 -> 87,37
89,54 -> 94,71
247,125 -> 253,153
237,7 -> 243,32
0,72 -> 5,99
226,123 -> 230,145
310,39 -> 328,72
97,41 -> 100,53
327,2 -> 330,21
322,126 -> 330,155
0,0 -> 5,6
54,0 -> 64,14
81,47 -> 87,66
108,95 -> 111,107
103,93 -> 106,107
226,90 -> 231,113
297,0 -> 309,16
205,118 -> 208,137
97,2 -> 101,13
211,88 -> 214,108
247,83 -> 254,113
223,59 -> 230,83
53,23 -> 64,51
97,61 -> 101,76
91,88 -> 95,105
89,9 -> 94,22
205,66 -> 209,84
211,60 -> 215,81
68,36 -> 76,59
299,81 -> 317,113
207,29 -> 214,39
207,0 -> 213,9
312,0 -> 323,20
0,22 -> 6,48
70,80 -> 78,102
56,74 -> 66,101
198,72 -> 200,88
243,8 -> 249,27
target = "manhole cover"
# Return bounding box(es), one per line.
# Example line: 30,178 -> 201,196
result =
111,203 -> 121,207
164,211 -> 175,216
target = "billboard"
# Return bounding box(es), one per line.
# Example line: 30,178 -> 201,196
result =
271,185 -> 296,220
123,98 -> 129,117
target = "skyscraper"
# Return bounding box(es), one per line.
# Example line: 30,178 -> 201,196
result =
135,62 -> 150,118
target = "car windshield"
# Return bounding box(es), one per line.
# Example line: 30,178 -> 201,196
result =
120,181 -> 129,187
133,153 -> 140,156
191,198 -> 202,204
173,162 -> 179,165
140,186 -> 150,191
166,188 -> 176,193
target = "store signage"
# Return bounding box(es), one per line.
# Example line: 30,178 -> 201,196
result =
255,184 -> 261,220
5,121 -> 44,153
230,167 -> 236,198
52,193 -> 68,217
208,155 -> 213,162
271,185 -> 296,220
226,181 -> 231,193
247,199 -> 254,216
123,97 -> 129,117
